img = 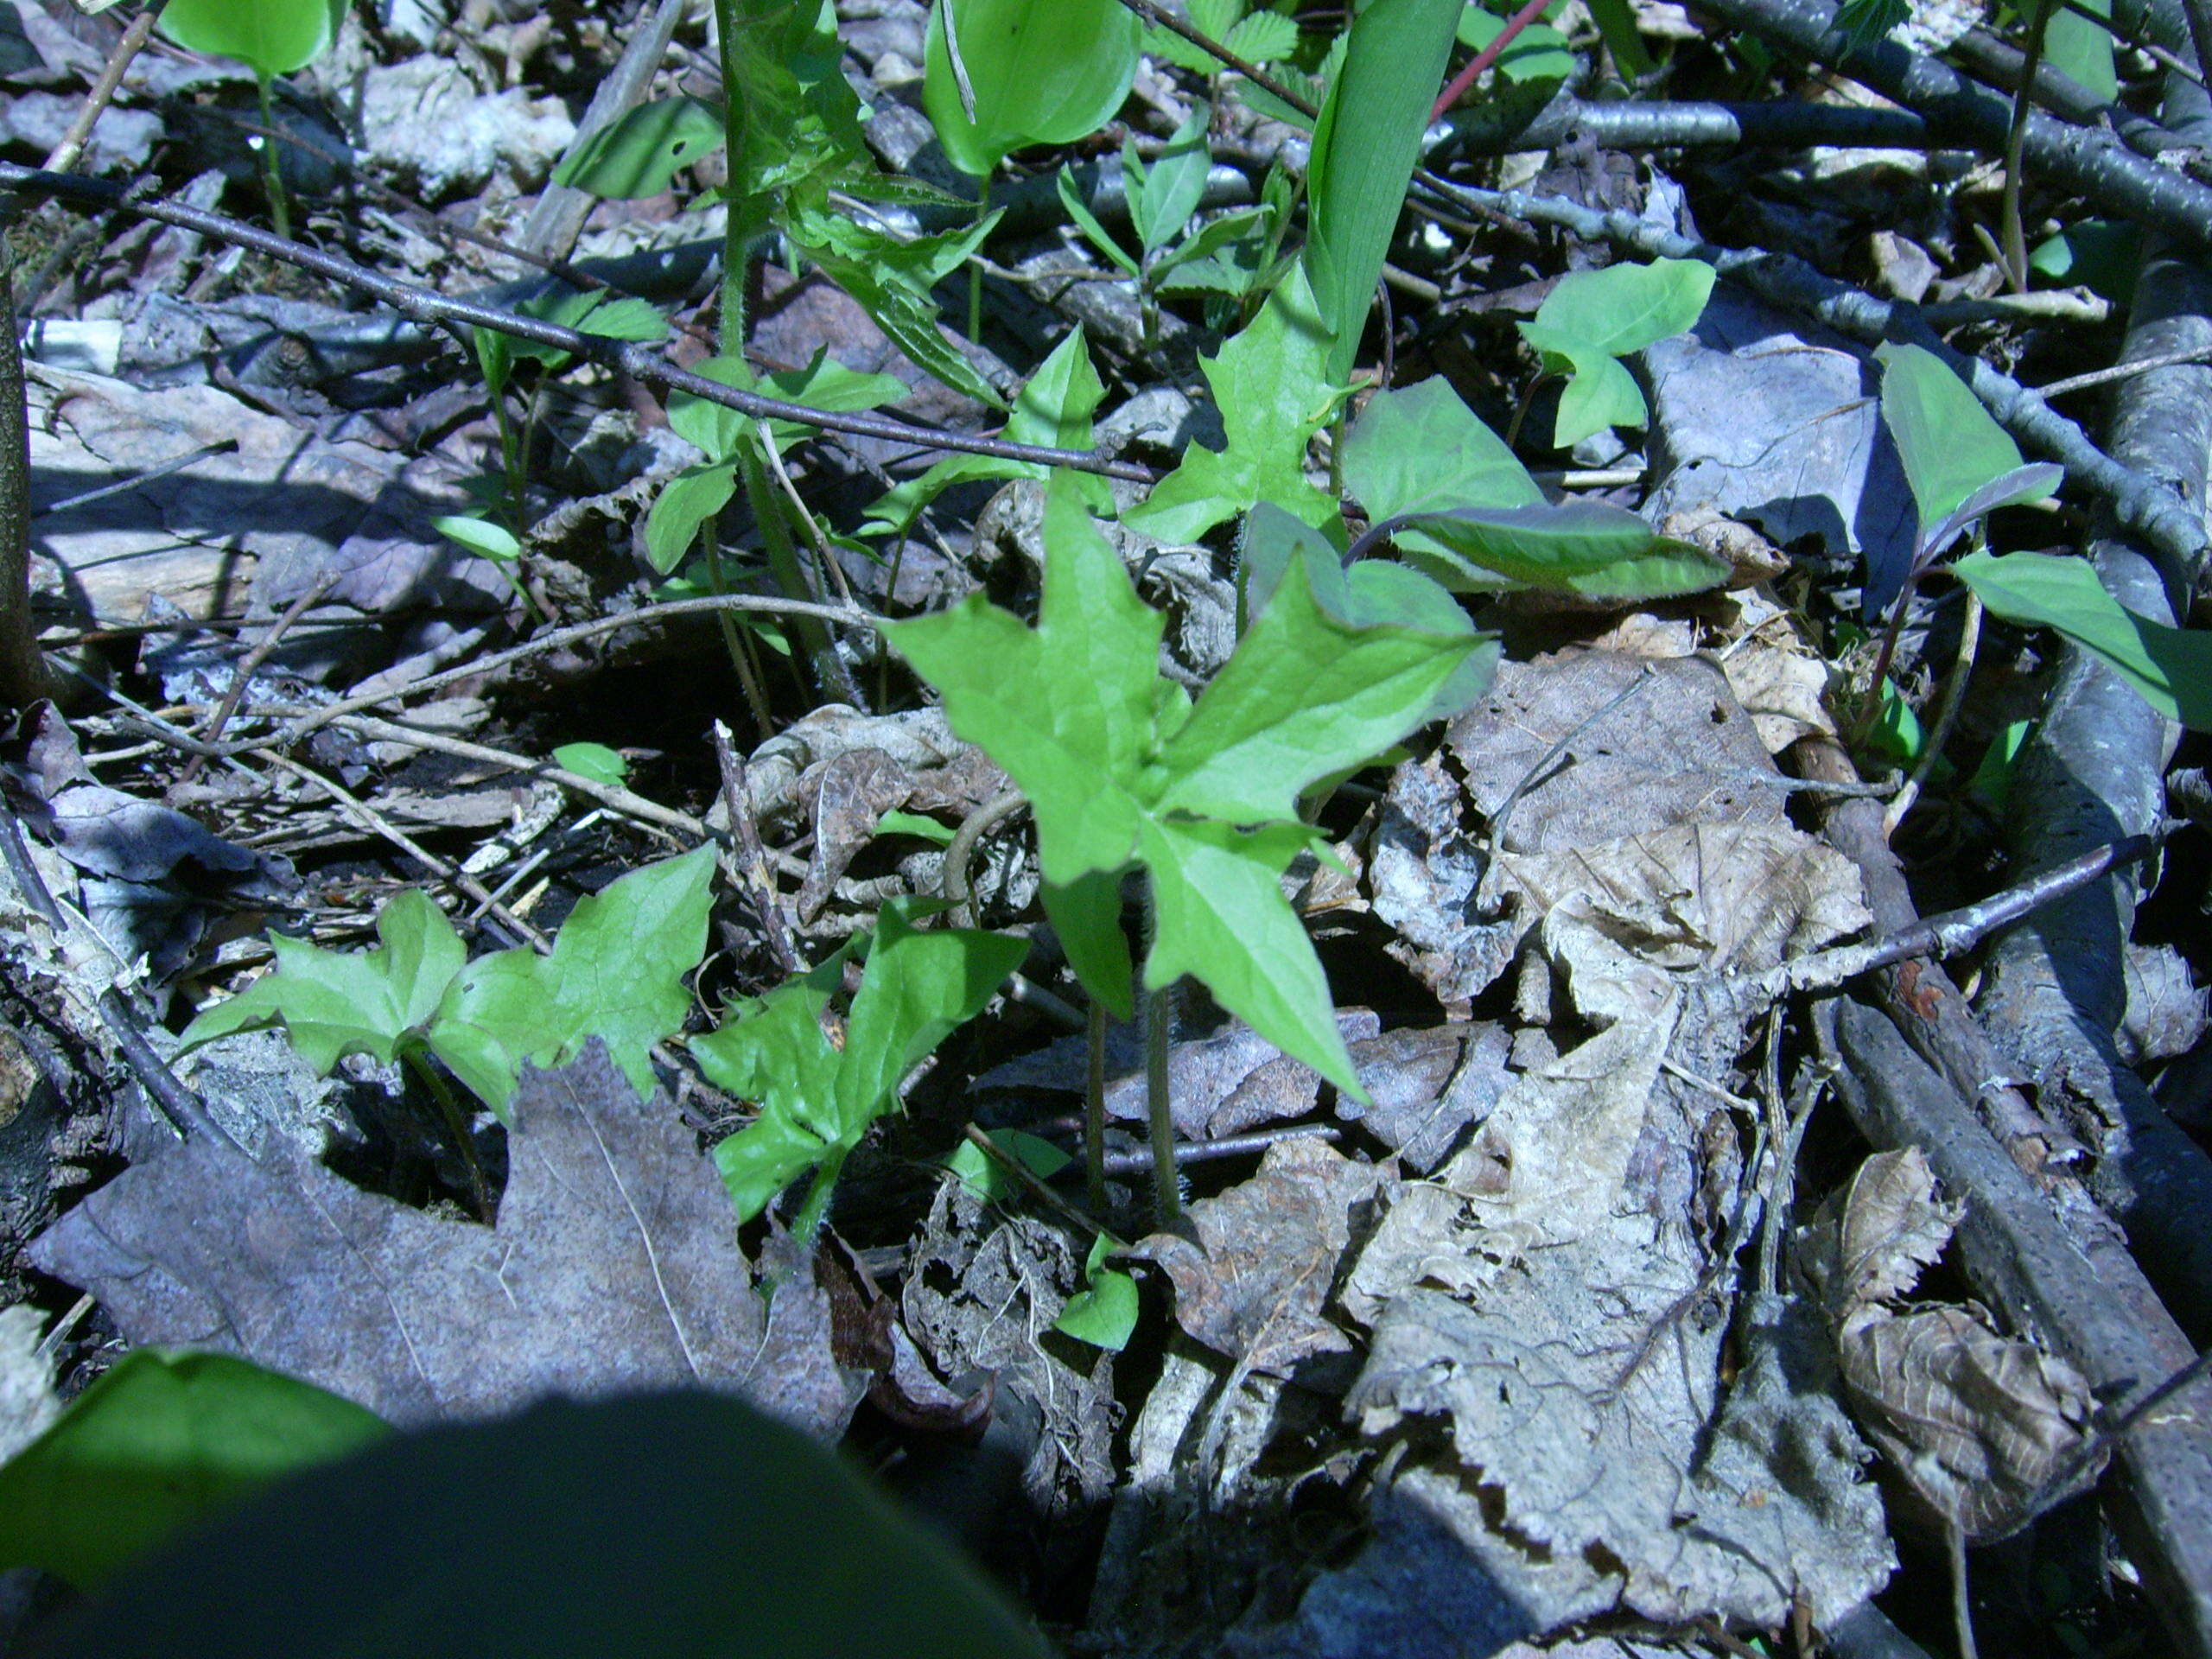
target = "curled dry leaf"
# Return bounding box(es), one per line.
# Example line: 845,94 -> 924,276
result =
1803,1147 -> 2107,1539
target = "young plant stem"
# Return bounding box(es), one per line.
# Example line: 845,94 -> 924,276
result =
968,175 -> 991,346
403,1048 -> 493,1223
790,1144 -> 849,1250
701,524 -> 776,735
254,74 -> 292,243
1143,979 -> 1179,1226
1085,996 -> 1109,1212
1850,559 -> 1929,754
1884,588 -> 1985,837
737,440 -> 854,702
2000,0 -> 2055,293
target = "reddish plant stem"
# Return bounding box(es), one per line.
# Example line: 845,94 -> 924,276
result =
1431,0 -> 1554,120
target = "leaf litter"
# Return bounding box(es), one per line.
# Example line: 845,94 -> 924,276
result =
4,1 -> 2209,1655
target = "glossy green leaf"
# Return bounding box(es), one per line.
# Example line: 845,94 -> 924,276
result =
1123,264 -> 1343,542
552,98 -> 725,200
1877,341 -> 2025,532
156,0 -> 342,78
889,474 -> 1474,1096
1955,550 -> 2212,730
432,515 -> 522,565
550,743 -> 628,786
924,0 -> 1142,179
178,890 -> 466,1073
1389,502 -> 1728,599
701,912 -> 1023,1223
35,1392 -> 1054,1659
1057,168 -> 1142,276
0,1350 -> 389,1590
791,211 -> 1008,409
1344,378 -> 1541,522
1127,105 -> 1212,257
876,810 -> 957,844
1914,462 -> 2064,563
1305,0 -> 1465,384
429,847 -> 716,1116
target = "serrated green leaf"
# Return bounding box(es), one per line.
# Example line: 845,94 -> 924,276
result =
0,1351 -> 389,1590
429,847 -> 716,1116
722,0 -> 872,205
552,97 -> 725,199
1528,257 -> 1715,358
1955,550 -> 2212,730
1877,342 -> 2028,532
156,0 -> 343,79
1189,0 -> 1243,40
1305,0 -> 1465,385
925,0 -> 1142,178
1224,8 -> 1300,61
178,891 -> 466,1074
1123,264 -> 1343,542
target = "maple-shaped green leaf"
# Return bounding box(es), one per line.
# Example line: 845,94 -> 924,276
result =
1122,265 -> 1344,543
888,474 -> 1473,1094
429,847 -> 716,1117
699,908 -> 1026,1223
178,891 -> 467,1075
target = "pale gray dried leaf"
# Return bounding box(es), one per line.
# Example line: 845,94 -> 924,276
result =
1131,1137 -> 1389,1378
1370,747 -> 1523,1012
1347,1269 -> 1892,1630
29,1044 -> 857,1435
1838,1301 -> 2104,1539
1344,1023 -> 1510,1174
796,748 -> 918,921
0,1304 -> 60,1465
1802,1147 -> 1962,1314
737,705 -> 980,838
1644,284 -> 1916,604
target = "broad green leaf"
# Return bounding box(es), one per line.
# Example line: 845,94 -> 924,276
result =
1156,550 -> 1474,823
947,1128 -> 1073,1202
0,1350 -> 389,1590
1344,378 -> 1541,520
503,287 -> 669,371
722,0 -> 872,205
893,474 -> 1474,1098
1915,462 -> 2064,564
2045,0 -> 2117,105
924,0 -> 1142,179
1055,1236 -> 1139,1349
863,326 -> 1109,534
1042,871 -> 1135,1020
698,966 -> 849,1218
796,228 -> 1008,409
429,847 -> 716,1116
552,98 -> 725,199
890,481 -> 1165,884
37,1392 -> 1054,1659
550,743 -> 628,786
1393,505 -> 1729,600
643,461 -> 738,575
1141,815 -> 1365,1095
1523,257 -> 1714,358
1530,334 -> 1647,445
1128,105 -> 1212,257
876,810 -> 957,843
178,891 -> 466,1073
1123,264 -> 1342,542
1454,4 -> 1574,81
432,514 -> 521,564
1955,551 -> 2212,730
1877,342 -> 2027,533
156,0 -> 342,78
2029,219 -> 2140,301
1305,0 -> 1465,384
1585,0 -> 1655,74
835,907 -> 1027,1132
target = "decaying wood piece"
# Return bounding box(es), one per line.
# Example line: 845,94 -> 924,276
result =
1,258 -> 54,711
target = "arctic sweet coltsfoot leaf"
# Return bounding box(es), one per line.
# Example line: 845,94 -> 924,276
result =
888,474 -> 1475,1093
698,906 -> 1026,1225
178,890 -> 466,1075
428,846 -> 718,1116
1122,264 -> 1344,543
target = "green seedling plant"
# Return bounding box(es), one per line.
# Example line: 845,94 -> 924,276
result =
178,849 -> 717,1200
888,473 -> 1480,1224
947,1132 -> 1141,1350
156,0 -> 344,240
696,902 -> 1027,1244
1516,257 -> 1717,448
1144,0 -> 1303,77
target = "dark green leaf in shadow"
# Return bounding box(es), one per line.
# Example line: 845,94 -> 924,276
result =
553,98 -> 726,200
